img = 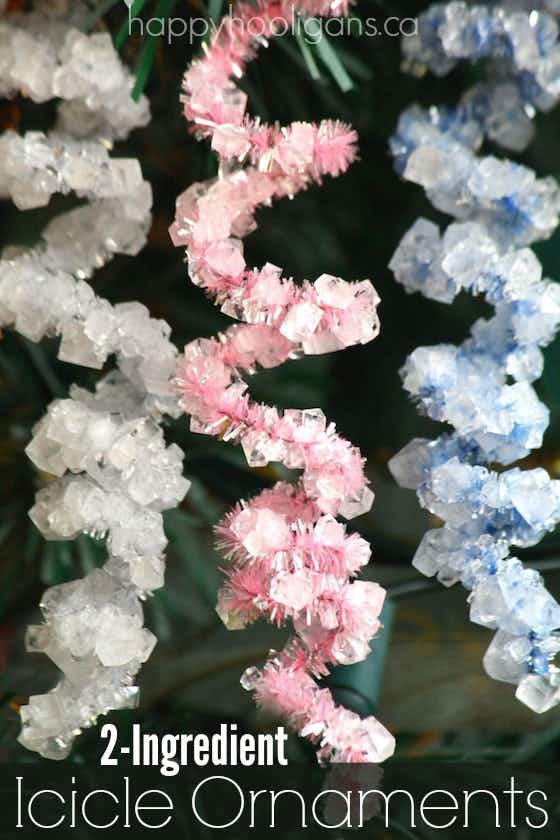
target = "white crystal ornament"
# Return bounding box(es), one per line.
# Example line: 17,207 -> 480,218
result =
0,4 -> 189,760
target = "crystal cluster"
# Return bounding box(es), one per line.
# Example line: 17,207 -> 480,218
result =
403,2 -> 560,150
173,0 -> 395,763
0,7 -> 149,138
389,2 -> 560,713
392,107 -> 560,246
0,4 -> 189,759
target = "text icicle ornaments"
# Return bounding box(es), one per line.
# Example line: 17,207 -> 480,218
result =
172,0 -> 395,763
389,1 -> 560,712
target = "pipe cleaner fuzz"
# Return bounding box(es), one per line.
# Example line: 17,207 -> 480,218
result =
173,0 -> 395,763
0,3 -> 189,759
389,1 -> 560,713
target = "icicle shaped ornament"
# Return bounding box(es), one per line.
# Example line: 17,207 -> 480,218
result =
172,0 -> 395,763
0,4 -> 190,759
389,1 -> 560,713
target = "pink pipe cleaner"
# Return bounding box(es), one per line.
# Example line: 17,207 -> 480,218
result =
172,0 -> 395,764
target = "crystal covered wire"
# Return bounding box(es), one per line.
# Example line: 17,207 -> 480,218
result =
0,4 -> 190,759
173,0 -> 395,763
389,1 -> 560,713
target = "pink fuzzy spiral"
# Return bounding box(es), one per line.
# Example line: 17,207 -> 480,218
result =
173,0 -> 395,763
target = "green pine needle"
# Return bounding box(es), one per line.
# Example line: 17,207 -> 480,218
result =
294,31 -> 322,81
131,0 -> 179,100
115,0 -> 151,49
294,17 -> 354,92
314,34 -> 354,92
207,0 -> 225,23
131,30 -> 159,100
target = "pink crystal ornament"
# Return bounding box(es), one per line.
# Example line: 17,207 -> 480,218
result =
174,0 -> 395,763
